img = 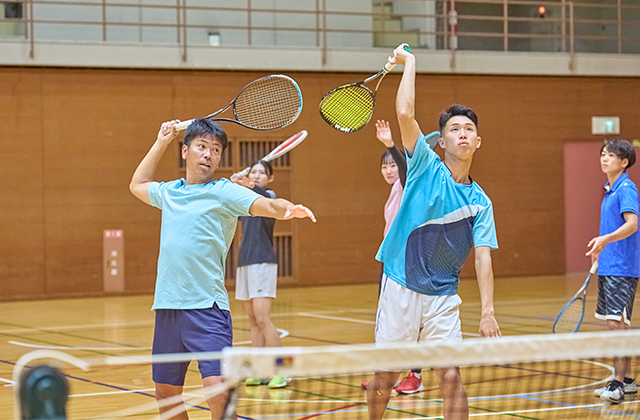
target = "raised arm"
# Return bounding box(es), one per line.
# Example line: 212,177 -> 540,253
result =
129,120 -> 180,205
474,246 -> 501,338
376,119 -> 407,187
389,44 -> 421,154
250,197 -> 316,222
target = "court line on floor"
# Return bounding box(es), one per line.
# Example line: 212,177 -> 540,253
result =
7,328 -> 289,350
295,312 -> 481,337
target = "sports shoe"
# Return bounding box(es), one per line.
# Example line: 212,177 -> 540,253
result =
245,377 -> 262,386
268,375 -> 288,389
395,372 -> 424,394
600,381 -> 625,404
595,380 -> 637,396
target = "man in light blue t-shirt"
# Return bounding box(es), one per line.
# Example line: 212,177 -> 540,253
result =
586,138 -> 639,404
366,45 -> 501,420
130,118 -> 315,419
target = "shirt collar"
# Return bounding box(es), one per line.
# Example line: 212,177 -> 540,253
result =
605,172 -> 629,193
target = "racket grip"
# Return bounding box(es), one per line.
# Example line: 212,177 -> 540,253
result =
175,119 -> 194,132
384,44 -> 412,72
590,260 -> 598,274
239,166 -> 251,177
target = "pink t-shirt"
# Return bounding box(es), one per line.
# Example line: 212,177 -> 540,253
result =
383,179 -> 403,237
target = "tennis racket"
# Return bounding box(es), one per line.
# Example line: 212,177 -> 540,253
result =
319,45 -> 410,133
172,75 -> 302,132
239,130 -> 308,176
552,260 -> 598,334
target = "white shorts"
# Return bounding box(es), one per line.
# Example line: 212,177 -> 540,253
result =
375,274 -> 463,344
235,263 -> 278,301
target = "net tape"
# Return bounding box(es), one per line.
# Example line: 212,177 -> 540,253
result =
220,330 -> 640,383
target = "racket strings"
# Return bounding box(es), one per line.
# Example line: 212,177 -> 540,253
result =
234,77 -> 302,130
319,86 -> 374,133
555,299 -> 585,333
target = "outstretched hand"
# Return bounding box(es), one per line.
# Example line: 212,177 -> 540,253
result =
284,205 -> 316,223
158,120 -> 181,143
375,120 -> 394,148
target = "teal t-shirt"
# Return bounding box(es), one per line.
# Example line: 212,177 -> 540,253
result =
376,131 -> 498,295
148,178 -> 261,311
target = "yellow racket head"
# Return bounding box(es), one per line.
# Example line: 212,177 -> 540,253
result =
319,85 -> 375,133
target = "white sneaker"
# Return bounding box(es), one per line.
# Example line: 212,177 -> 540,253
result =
595,380 -> 637,396
600,383 -> 625,404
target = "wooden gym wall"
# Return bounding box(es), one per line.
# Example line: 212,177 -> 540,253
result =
1,67 -> 639,300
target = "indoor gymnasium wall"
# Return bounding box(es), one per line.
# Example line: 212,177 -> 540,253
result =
1,67 -> 639,300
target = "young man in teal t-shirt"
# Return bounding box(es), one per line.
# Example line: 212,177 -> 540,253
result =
367,45 -> 501,420
130,118 -> 315,419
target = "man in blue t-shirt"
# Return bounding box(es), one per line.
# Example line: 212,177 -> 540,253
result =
367,45 -> 501,420
129,118 -> 316,419
586,138 -> 639,404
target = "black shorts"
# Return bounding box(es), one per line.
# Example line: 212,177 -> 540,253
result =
595,275 -> 639,326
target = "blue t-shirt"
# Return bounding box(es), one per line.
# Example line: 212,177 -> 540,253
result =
598,173 -> 640,277
376,131 -> 498,296
148,178 -> 261,311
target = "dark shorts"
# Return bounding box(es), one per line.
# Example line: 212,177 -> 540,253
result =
152,303 -> 233,386
596,275 -> 639,326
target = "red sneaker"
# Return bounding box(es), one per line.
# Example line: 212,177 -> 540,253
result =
395,373 -> 424,394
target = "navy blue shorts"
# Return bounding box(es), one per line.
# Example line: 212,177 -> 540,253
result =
596,275 -> 639,326
152,303 -> 233,386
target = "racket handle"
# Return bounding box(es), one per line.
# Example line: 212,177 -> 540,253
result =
384,44 -> 412,72
239,166 -> 251,177
175,119 -> 194,132
590,260 -> 598,274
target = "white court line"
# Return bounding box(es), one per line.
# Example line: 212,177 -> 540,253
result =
70,385 -> 201,398
0,320 -> 154,335
295,312 -> 480,337
8,341 -> 151,351
8,328 -> 289,351
1,377 -> 16,386
296,312 -> 375,325
234,328 -> 289,346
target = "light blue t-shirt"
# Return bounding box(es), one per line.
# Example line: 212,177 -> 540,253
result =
148,178 -> 261,311
598,173 -> 640,277
376,131 -> 498,296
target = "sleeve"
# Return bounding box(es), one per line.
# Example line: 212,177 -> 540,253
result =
388,145 -> 407,188
619,183 -> 639,216
406,130 -> 441,181
473,203 -> 499,250
147,181 -> 164,209
219,179 -> 263,217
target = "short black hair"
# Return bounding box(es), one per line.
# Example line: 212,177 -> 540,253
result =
251,160 -> 274,177
438,104 -> 479,133
602,138 -> 636,170
183,119 -> 228,151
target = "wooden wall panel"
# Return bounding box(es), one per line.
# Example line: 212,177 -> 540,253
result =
0,71 -> 45,299
2,66 -> 640,300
